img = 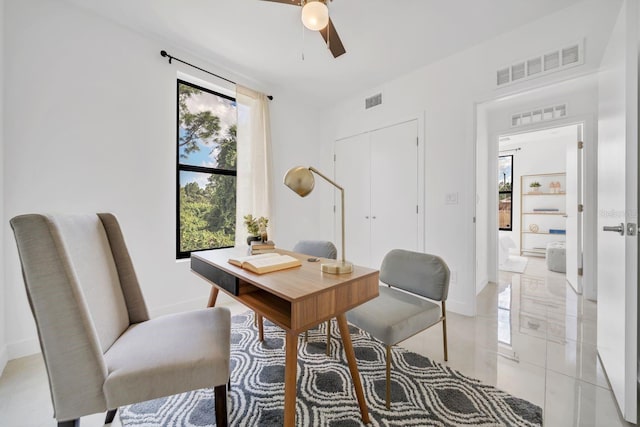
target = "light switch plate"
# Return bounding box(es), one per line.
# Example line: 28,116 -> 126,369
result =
445,192 -> 459,205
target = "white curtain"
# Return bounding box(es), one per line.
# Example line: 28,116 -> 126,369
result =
235,85 -> 273,246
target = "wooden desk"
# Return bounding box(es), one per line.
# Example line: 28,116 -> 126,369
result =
191,247 -> 379,427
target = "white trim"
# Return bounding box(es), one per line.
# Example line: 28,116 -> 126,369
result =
0,345 -> 8,376
7,337 -> 40,360
446,298 -> 475,317
149,296 -> 235,318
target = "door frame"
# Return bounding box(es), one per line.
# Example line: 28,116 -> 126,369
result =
478,113 -> 597,300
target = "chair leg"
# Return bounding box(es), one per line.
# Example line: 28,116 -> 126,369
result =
214,383 -> 228,427
385,345 -> 392,410
325,320 -> 331,356
442,302 -> 448,361
58,420 -> 79,427
105,409 -> 117,424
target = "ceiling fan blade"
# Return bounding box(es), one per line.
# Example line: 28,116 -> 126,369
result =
260,0 -> 302,5
319,18 -> 346,58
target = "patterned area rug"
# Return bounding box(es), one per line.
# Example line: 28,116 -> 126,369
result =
120,312 -> 542,426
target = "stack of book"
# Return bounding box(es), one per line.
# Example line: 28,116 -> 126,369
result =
250,240 -> 276,254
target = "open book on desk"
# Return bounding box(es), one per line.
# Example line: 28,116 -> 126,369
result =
228,252 -> 302,274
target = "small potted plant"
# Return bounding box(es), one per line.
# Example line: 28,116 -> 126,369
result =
243,214 -> 269,244
529,181 -> 542,193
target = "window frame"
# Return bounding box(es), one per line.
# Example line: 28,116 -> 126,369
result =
176,79 -> 237,259
498,154 -> 513,231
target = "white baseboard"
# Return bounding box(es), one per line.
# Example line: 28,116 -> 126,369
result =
476,277 -> 489,295
149,296 -> 235,318
7,337 -> 40,360
0,345 -> 8,376
446,298 -> 476,317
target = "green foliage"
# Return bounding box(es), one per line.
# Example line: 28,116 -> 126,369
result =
529,181 -> 541,188
243,214 -> 269,236
499,182 -> 512,192
178,84 -> 237,253
178,83 -> 223,160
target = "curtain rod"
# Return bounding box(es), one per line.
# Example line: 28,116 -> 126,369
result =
160,50 -> 273,100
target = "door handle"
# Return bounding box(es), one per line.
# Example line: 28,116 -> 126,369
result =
603,223 -> 625,236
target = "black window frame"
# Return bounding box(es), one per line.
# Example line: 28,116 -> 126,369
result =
176,79 -> 237,259
499,154 -> 513,231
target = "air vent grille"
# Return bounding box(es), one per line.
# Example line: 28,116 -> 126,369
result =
511,103 -> 568,127
496,41 -> 583,88
365,93 -> 382,109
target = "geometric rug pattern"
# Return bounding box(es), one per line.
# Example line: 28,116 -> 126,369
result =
120,312 -> 542,426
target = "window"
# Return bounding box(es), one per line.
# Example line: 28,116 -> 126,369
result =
177,80 -> 237,258
499,155 -> 513,231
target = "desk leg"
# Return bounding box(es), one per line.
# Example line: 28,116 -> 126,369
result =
257,314 -> 264,342
284,330 -> 298,427
336,314 -> 370,424
207,287 -> 219,308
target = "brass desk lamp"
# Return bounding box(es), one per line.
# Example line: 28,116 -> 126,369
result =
284,166 -> 353,274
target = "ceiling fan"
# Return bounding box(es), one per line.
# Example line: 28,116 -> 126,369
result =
261,0 -> 346,58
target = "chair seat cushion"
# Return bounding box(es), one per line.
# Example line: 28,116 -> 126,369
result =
346,286 -> 442,346
103,307 -> 230,408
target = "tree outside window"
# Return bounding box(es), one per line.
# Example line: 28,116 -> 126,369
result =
499,155 -> 513,231
177,80 -> 237,258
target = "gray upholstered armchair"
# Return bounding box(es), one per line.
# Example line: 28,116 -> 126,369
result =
347,249 -> 450,409
10,213 -> 231,427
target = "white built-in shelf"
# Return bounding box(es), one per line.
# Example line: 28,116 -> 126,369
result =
520,172 -> 566,256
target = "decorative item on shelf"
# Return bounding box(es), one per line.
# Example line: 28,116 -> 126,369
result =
549,229 -> 566,235
549,181 -> 563,194
284,165 -> 353,274
529,224 -> 539,233
528,181 -> 542,194
244,214 -> 269,245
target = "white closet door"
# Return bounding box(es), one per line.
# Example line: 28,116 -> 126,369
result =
369,120 -> 419,269
335,133 -> 371,267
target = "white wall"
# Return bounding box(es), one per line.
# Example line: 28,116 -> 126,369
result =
321,0 -> 619,316
0,0 -> 7,374
475,107 -> 489,294
2,0 -> 321,360
499,132 -> 569,252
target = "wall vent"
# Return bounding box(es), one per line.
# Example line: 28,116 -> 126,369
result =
511,103 -> 568,127
496,40 -> 584,88
365,93 -> 382,109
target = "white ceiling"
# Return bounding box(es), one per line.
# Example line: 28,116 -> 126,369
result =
66,0 -> 587,106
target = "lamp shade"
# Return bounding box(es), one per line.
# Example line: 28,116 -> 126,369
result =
284,166 -> 315,197
301,1 -> 329,31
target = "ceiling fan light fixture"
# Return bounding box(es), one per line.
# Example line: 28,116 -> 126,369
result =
301,0 -> 329,31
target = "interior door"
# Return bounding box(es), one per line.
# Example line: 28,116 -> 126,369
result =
335,134 -> 371,267
565,124 -> 583,293
596,1 -> 637,421
369,120 -> 419,269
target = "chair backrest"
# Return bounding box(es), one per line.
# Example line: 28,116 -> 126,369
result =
380,249 -> 450,301
9,213 -> 149,419
292,240 -> 338,259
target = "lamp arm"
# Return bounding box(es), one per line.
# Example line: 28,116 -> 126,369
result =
308,167 -> 343,191
308,166 -> 347,264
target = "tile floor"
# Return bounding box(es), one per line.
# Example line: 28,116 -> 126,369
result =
0,257 -> 633,426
